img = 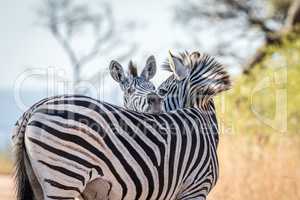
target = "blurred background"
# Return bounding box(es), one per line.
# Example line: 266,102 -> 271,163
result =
0,0 -> 299,199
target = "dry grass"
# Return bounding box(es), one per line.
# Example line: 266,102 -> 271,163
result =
0,153 -> 13,175
209,134 -> 300,200
0,175 -> 15,200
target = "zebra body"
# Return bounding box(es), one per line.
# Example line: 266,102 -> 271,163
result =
15,95 -> 217,200
12,51 -> 231,200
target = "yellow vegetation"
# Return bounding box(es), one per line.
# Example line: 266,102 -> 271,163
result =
209,135 -> 300,200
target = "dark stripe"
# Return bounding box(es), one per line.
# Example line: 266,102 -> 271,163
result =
38,160 -> 85,186
181,174 -> 211,199
182,165 -> 211,195
168,113 -> 188,199
44,178 -> 80,193
47,196 -> 73,199
159,113 -> 177,199
177,110 -> 197,181
151,115 -> 167,199
28,120 -> 104,176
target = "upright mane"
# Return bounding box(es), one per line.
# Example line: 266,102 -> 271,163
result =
161,51 -> 231,108
128,60 -> 138,77
162,51 -> 231,93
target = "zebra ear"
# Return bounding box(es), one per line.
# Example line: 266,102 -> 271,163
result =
109,60 -> 127,83
141,55 -> 157,80
168,51 -> 189,80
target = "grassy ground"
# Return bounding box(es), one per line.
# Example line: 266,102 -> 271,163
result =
0,175 -> 15,200
0,152 -> 13,175
209,134 -> 300,200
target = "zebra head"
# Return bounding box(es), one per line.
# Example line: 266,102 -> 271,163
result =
158,51 -> 231,111
110,55 -> 163,114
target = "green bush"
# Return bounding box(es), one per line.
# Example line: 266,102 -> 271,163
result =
216,32 -> 300,137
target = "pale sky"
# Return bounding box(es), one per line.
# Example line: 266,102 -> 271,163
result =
0,0 -> 262,104
0,0 -> 177,90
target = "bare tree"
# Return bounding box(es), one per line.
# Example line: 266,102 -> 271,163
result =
36,0 -> 136,92
173,0 -> 300,73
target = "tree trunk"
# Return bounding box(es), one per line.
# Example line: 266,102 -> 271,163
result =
285,0 -> 300,31
242,0 -> 300,74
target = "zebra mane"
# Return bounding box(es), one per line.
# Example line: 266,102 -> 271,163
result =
162,50 -> 231,95
190,52 -> 232,95
161,51 -> 192,72
161,61 -> 172,72
128,60 -> 138,77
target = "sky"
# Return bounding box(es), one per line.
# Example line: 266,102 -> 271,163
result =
0,0 -> 260,91
0,0 -> 176,90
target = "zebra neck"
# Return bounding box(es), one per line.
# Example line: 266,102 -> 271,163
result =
188,94 -> 215,111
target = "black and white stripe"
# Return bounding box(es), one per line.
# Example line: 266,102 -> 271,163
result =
12,51 -> 231,200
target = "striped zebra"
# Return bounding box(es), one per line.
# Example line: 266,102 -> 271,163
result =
12,51 -> 231,200
110,55 -> 162,114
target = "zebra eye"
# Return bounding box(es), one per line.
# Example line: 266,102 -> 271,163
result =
127,87 -> 135,94
158,88 -> 168,96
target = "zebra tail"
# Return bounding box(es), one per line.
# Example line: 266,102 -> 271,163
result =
12,112 -> 34,200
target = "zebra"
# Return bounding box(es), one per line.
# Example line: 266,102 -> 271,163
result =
109,55 -> 162,114
12,51 -> 231,200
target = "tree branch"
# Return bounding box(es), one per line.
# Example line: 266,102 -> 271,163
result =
37,0 -> 137,91
285,0 -> 300,31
